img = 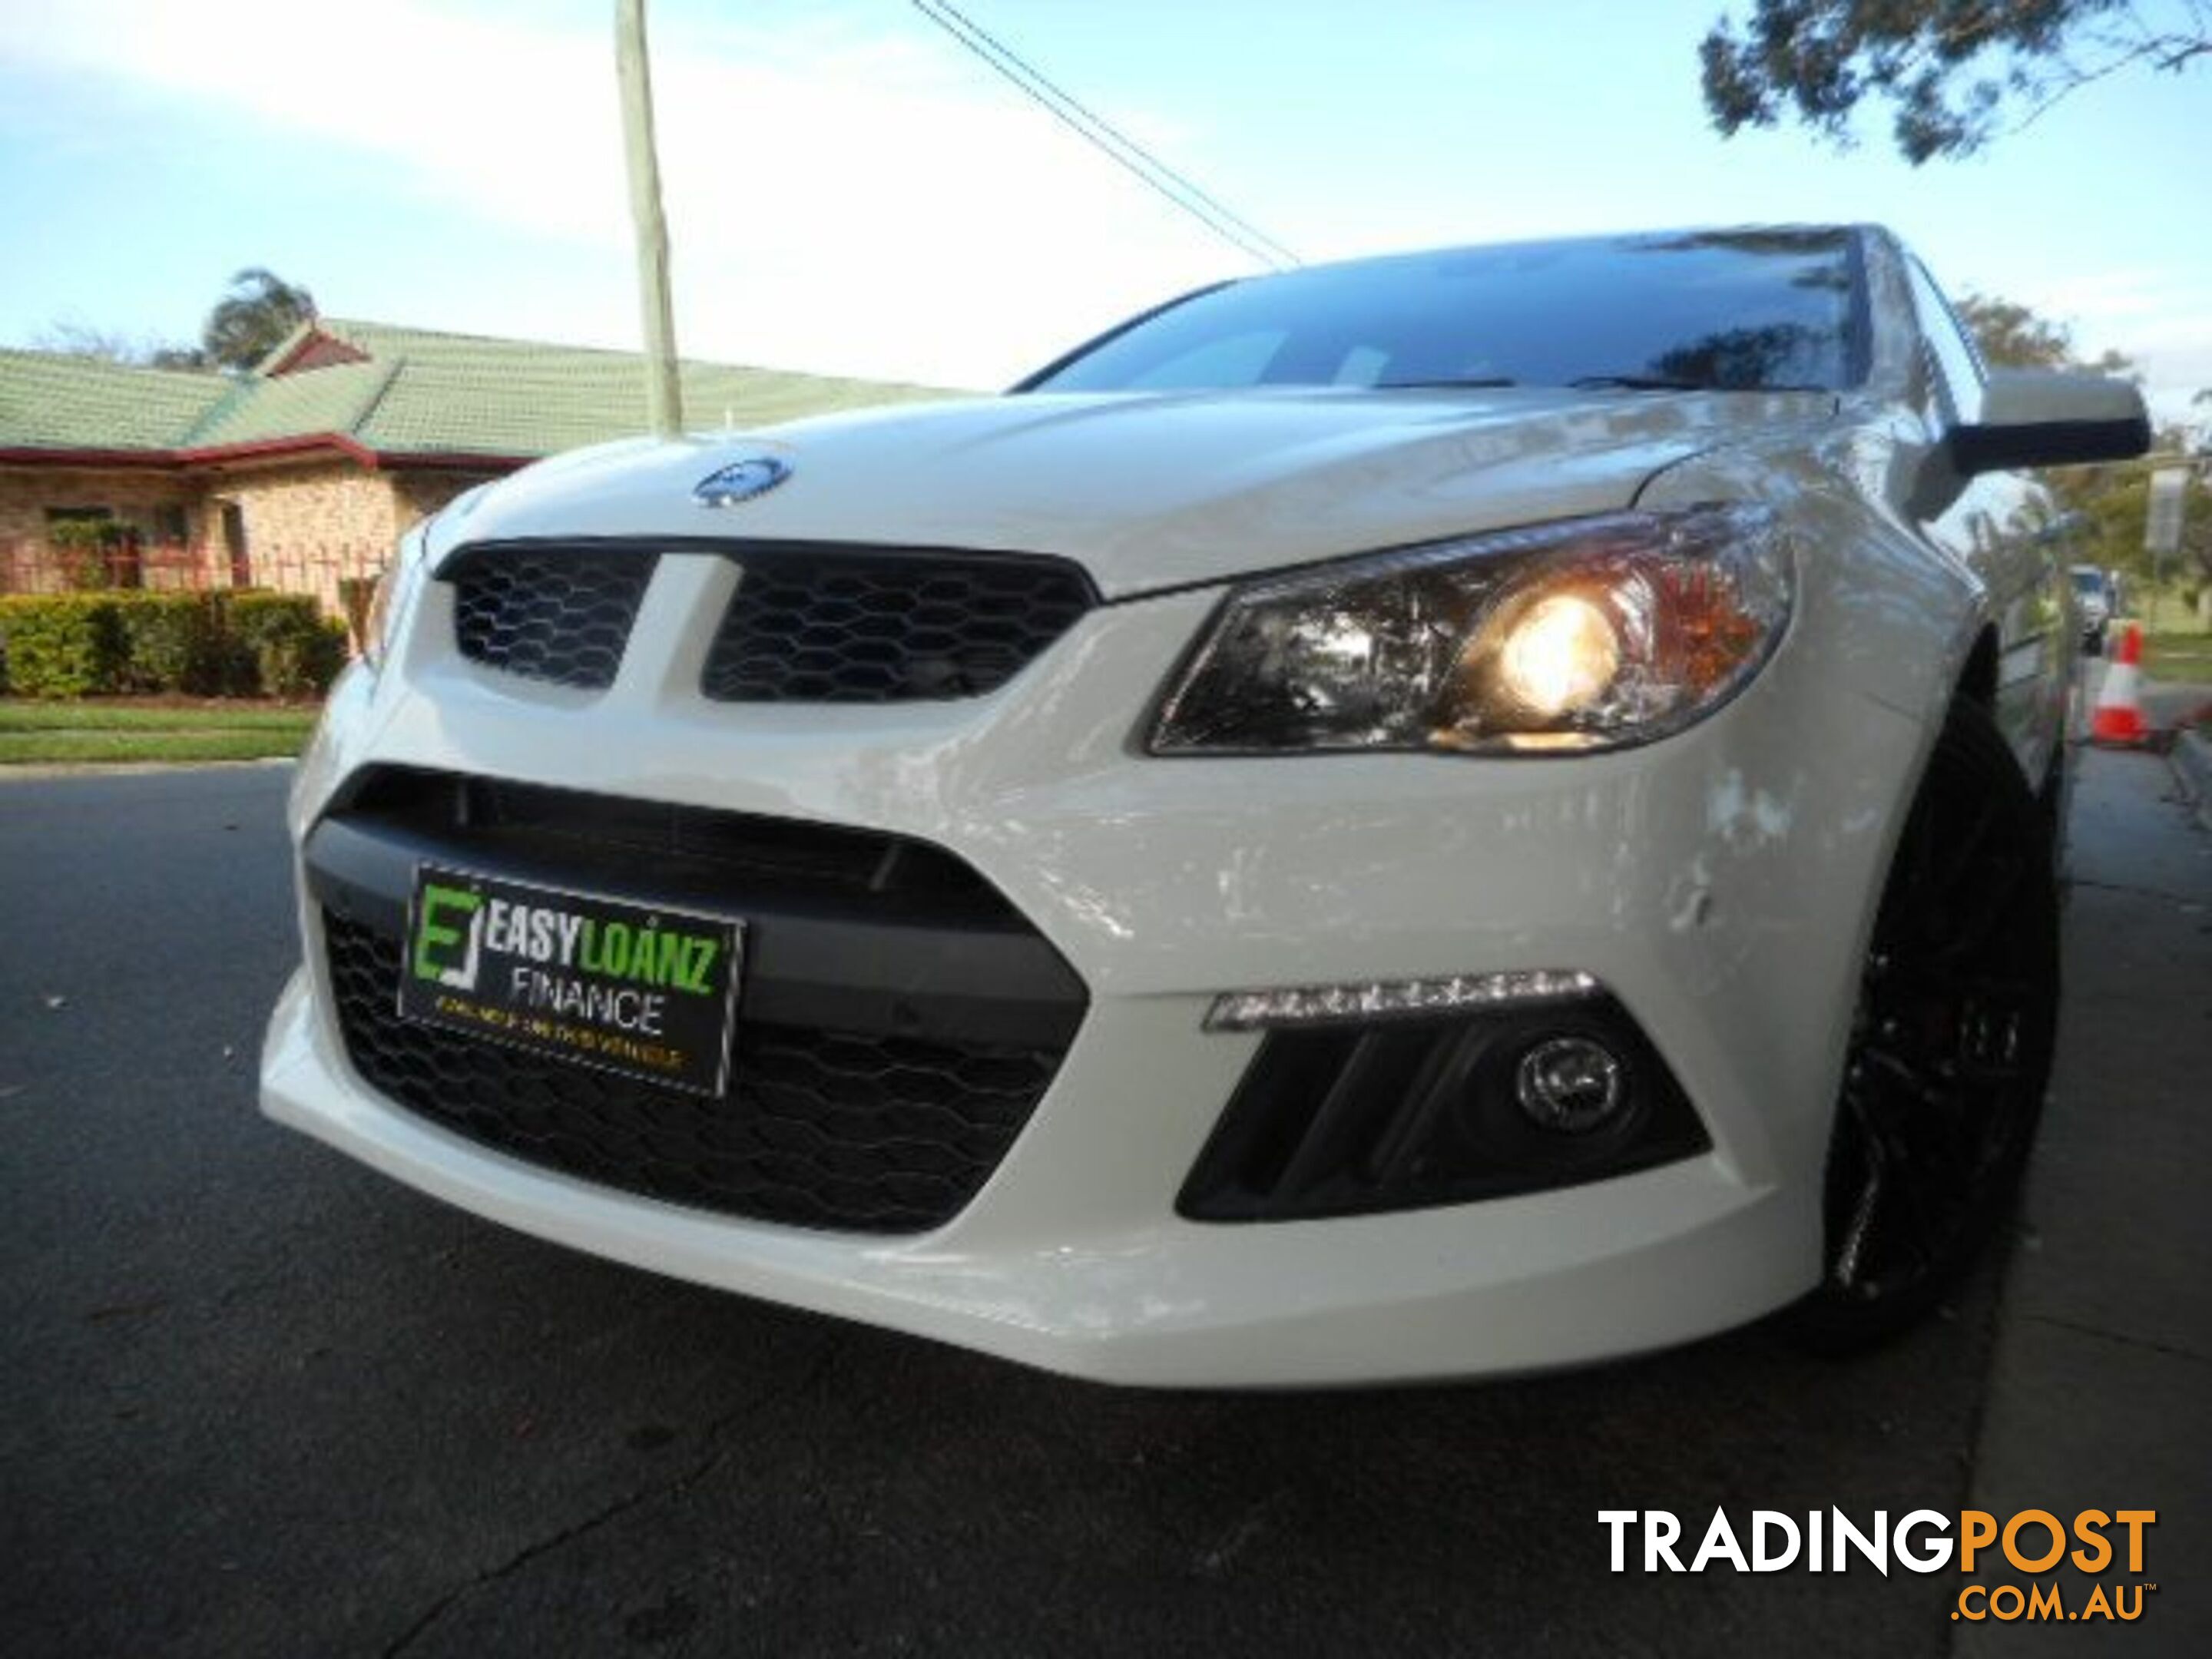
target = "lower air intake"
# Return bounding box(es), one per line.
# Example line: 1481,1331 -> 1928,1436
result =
323,912 -> 1065,1234
1179,995 -> 1708,1221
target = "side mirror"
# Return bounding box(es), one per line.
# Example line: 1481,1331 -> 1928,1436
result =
1951,371 -> 2151,474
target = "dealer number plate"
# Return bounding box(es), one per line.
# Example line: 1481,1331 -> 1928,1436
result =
399,864 -> 743,1096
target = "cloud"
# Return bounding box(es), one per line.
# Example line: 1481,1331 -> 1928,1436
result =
2009,265 -> 2212,413
11,2 -> 2196,410
0,0 -> 1257,384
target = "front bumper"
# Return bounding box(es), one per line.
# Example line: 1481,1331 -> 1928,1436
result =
263,551 -> 1928,1386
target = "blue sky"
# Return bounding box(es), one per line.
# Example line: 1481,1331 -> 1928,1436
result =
1,0 -> 2205,421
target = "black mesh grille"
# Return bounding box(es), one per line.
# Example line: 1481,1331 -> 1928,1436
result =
449,548 -> 657,689
341,768 -> 1011,920
702,550 -> 1093,702
325,912 -> 1064,1234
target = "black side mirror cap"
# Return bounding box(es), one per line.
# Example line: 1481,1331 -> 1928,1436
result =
1951,370 -> 2151,475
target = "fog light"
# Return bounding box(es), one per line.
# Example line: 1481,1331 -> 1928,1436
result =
1515,1036 -> 1624,1132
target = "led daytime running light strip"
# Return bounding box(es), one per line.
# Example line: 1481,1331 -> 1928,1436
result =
1204,969 -> 1601,1031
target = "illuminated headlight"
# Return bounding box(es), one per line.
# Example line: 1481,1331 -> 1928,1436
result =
361,525 -> 431,672
1148,505 -> 1792,756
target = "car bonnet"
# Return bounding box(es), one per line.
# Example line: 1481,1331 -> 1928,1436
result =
435,386 -> 1839,600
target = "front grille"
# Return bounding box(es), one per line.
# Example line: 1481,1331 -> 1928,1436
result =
324,912 -> 1065,1234
441,542 -> 1092,702
339,768 -> 1014,921
448,548 -> 657,689
701,548 -> 1094,702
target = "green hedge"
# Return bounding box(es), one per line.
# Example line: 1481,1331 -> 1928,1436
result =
114,593 -> 230,694
0,594 -> 130,697
0,590 -> 350,700
227,591 -> 349,699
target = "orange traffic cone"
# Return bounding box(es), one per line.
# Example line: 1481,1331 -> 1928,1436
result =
2090,622 -> 2149,747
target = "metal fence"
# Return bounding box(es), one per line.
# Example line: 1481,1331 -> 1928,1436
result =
0,539 -> 389,621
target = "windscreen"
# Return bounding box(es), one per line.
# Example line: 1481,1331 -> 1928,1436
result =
1028,230 -> 1859,396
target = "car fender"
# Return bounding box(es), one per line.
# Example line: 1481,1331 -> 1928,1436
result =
1627,429 -> 1993,1186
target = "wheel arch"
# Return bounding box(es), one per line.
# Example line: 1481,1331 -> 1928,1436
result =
1955,625 -> 1999,713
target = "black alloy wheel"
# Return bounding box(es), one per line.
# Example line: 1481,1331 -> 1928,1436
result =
1790,700 -> 2061,1351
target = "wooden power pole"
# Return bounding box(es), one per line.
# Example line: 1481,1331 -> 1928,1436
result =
615,0 -> 683,437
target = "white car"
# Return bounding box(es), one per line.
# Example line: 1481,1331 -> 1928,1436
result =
2069,563 -> 2118,653
263,226 -> 2148,1386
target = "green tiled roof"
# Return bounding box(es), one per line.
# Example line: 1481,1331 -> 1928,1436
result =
0,348 -> 232,449
188,360 -> 394,448
347,353 -> 945,456
0,321 -> 953,460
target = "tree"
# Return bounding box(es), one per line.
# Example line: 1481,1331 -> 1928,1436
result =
1952,293 -> 2212,598
1700,1 -> 2211,163
1952,293 -> 2134,377
199,267 -> 316,373
1954,295 -> 2075,370
25,267 -> 314,374
31,320 -> 208,371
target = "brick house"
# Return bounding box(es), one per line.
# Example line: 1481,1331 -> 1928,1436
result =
0,320 -> 943,612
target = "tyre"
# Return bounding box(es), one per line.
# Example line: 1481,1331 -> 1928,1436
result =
1787,700 -> 2060,1352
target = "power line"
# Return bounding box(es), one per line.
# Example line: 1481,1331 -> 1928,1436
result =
919,0 -> 1297,267
909,0 -> 1299,270
912,0 -> 1298,268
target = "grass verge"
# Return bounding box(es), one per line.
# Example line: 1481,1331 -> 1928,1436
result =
0,699 -> 317,764
2143,629 -> 2212,685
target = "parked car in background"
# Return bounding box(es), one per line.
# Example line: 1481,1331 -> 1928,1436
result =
2071,563 -> 2119,653
264,224 -> 2148,1386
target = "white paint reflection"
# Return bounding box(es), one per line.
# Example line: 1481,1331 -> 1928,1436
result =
1707,767 -> 1794,849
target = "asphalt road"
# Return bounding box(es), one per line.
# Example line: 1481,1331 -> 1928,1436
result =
0,757 -> 2190,1657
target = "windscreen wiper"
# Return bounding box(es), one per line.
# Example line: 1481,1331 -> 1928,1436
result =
1567,374 -> 1710,392
1568,374 -> 1833,394
1373,376 -> 1521,389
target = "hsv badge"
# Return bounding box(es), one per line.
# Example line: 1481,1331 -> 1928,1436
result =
694,455 -> 791,506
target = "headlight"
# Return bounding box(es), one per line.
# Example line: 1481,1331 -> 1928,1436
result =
1147,505 -> 1791,756
362,525 -> 431,672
